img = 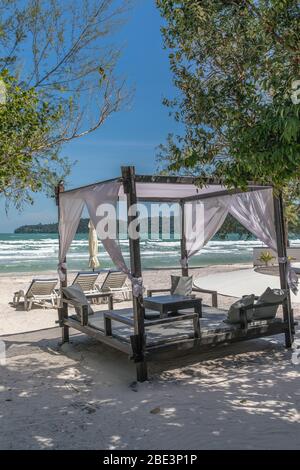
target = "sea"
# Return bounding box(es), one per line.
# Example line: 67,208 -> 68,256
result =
0,233 -> 300,274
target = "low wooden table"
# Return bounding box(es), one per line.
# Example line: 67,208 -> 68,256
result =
143,294 -> 202,319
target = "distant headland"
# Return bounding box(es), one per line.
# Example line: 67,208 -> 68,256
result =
14,219 -> 90,234
14,214 -> 300,239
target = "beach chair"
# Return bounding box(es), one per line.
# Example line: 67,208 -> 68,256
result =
13,278 -> 58,311
96,270 -> 132,300
71,271 -> 100,298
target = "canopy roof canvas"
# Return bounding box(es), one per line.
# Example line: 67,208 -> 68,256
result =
63,174 -> 271,201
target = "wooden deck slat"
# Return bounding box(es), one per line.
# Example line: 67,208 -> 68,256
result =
145,321 -> 289,358
63,307 -> 289,361
104,309 -> 199,327
65,318 -> 131,354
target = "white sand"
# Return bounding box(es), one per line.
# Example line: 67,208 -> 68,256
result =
194,267 -> 300,302
0,265 -> 299,450
0,265 -> 246,336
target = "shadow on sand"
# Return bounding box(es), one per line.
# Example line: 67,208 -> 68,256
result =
0,327 -> 299,450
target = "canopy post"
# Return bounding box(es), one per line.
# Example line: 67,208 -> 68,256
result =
273,193 -> 294,348
121,166 -> 148,382
55,181 -> 69,344
180,201 -> 188,276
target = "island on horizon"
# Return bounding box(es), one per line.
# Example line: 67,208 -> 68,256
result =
14,219 -> 90,234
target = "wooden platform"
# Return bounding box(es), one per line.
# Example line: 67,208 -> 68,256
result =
65,305 -> 288,360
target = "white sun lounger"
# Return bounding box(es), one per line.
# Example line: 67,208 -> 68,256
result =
13,278 -> 59,311
96,270 -> 132,300
71,271 -> 100,298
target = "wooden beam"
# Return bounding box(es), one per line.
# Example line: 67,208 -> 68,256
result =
273,193 -> 294,347
137,197 -> 182,203
121,166 -> 148,382
134,174 -> 201,185
104,308 -> 200,327
145,320 -> 288,359
56,181 -> 69,344
134,174 -> 272,189
181,186 -> 271,202
65,318 -> 131,355
61,177 -> 122,194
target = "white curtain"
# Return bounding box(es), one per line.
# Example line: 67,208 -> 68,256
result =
82,181 -> 130,275
225,188 -> 277,251
84,181 -> 143,295
182,188 -> 277,263
183,198 -> 229,265
58,181 -> 128,277
58,190 -> 85,279
182,188 -> 297,293
225,189 -> 297,294
58,181 -> 143,294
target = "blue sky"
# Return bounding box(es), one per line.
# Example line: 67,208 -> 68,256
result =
0,1 -> 182,232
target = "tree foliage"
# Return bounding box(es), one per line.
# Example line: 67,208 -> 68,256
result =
0,70 -> 69,206
0,0 -> 129,207
156,0 -> 300,191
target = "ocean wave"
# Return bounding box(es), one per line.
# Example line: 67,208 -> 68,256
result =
208,240 -> 264,246
0,233 -> 299,273
145,240 -> 180,246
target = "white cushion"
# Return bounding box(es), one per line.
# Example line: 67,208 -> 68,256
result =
171,275 -> 193,296
62,284 -> 93,316
226,295 -> 255,324
254,287 -> 286,320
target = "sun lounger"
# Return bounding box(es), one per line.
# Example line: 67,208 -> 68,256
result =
71,271 -> 100,298
96,270 -> 132,300
13,278 -> 58,311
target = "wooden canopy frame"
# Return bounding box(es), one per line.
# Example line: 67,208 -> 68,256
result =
56,166 -> 295,382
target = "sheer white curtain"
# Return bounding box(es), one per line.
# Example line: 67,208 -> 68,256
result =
182,188 -> 297,293
59,181 -> 128,273
183,188 -> 277,263
224,189 -> 297,294
83,181 -> 130,276
225,188 -> 277,251
58,181 -> 143,295
183,198 -> 229,266
58,190 -> 85,279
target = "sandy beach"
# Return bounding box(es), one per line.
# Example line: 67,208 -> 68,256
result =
0,264 -> 299,449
